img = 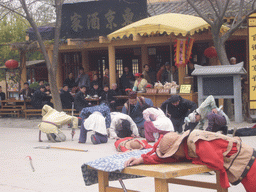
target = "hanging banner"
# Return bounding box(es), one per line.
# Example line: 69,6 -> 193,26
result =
186,37 -> 195,62
61,0 -> 147,39
249,13 -> 256,109
174,39 -> 187,67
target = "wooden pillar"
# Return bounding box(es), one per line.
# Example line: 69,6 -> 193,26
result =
82,50 -> 89,73
178,66 -> 186,85
141,45 -> 148,65
108,45 -> 116,86
20,50 -> 27,89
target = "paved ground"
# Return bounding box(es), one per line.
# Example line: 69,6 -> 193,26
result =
0,117 -> 255,192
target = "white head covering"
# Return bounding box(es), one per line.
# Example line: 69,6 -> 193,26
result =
188,110 -> 198,123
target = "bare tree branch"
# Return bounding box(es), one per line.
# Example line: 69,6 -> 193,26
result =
187,0 -> 213,25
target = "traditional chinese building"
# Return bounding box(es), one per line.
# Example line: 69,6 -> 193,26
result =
26,0 -> 250,118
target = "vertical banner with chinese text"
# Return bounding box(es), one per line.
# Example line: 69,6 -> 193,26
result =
249,13 -> 256,109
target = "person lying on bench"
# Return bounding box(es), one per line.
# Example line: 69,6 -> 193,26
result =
124,130 -> 256,191
38,105 -> 78,142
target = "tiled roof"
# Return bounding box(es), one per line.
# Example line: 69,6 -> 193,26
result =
192,62 -> 247,76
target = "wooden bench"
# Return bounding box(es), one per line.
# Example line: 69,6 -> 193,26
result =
92,162 -> 227,192
0,108 -> 22,117
63,109 -> 80,117
23,109 -> 42,119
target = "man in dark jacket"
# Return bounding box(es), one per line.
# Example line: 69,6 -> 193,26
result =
20,82 -> 34,99
31,85 -> 53,109
89,82 -> 102,97
74,85 -> 90,112
160,95 -> 197,133
161,62 -> 179,84
0,86 -> 6,107
101,85 -> 116,111
60,84 -> 74,109
120,67 -> 135,93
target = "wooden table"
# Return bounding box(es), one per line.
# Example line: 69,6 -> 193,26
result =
86,98 -> 100,105
137,92 -> 198,107
94,162 -> 227,192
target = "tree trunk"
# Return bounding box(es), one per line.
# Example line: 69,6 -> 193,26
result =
212,34 -> 230,65
48,69 -> 62,111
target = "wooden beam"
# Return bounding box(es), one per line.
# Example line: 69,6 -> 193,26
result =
99,36 -> 110,44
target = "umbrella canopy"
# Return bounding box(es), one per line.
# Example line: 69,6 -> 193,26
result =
108,13 -> 229,40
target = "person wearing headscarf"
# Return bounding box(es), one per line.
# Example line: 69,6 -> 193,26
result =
124,130 -> 256,191
160,95 -> 197,133
185,95 -> 230,134
78,103 -> 111,144
122,91 -> 153,137
143,107 -> 174,142
132,73 -> 148,92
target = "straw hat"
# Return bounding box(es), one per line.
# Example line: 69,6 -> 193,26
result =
156,130 -> 190,158
125,139 -> 144,150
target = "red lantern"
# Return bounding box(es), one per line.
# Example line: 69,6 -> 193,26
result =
5,59 -> 19,69
204,46 -> 217,58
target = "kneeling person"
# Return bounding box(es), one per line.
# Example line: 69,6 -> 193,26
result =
38,105 -> 78,142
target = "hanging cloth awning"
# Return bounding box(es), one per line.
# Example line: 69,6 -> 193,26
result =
107,13 -> 229,40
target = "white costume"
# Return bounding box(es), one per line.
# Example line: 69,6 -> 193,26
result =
143,107 -> 174,132
109,112 -> 139,138
84,111 -> 107,135
38,105 -> 78,134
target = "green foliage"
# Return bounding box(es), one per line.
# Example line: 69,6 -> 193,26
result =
29,82 -> 39,90
0,15 -> 28,66
0,69 -> 5,81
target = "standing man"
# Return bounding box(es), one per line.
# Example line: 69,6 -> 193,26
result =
103,68 -> 110,87
74,85 -> 90,112
75,67 -> 90,88
120,67 -> 135,93
162,62 -> 178,84
142,64 -> 155,84
60,84 -> 74,109
160,95 -> 197,133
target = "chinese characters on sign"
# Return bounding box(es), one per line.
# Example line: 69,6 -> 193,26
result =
248,14 -> 256,109
61,0 -> 147,39
71,12 -> 83,32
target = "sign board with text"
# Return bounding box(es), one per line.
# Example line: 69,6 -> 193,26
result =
61,0 -> 147,39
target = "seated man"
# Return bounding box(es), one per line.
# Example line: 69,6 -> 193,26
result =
38,105 -> 78,142
132,73 -> 148,92
31,85 -> 53,109
124,130 -> 256,191
186,95 -> 229,134
20,82 -> 34,99
160,94 -> 197,133
60,84 -> 74,109
74,85 -> 90,112
101,85 -> 117,111
109,112 -> 139,139
79,103 -> 111,144
89,82 -> 102,97
122,91 -> 153,137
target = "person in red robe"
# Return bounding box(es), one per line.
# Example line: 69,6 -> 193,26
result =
124,130 -> 256,191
